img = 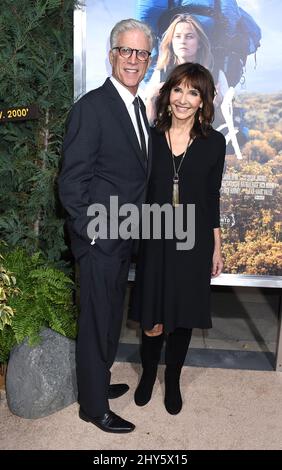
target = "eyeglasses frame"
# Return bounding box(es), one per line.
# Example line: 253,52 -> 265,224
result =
112,46 -> 151,62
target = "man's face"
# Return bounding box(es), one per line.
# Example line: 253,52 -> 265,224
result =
109,29 -> 151,95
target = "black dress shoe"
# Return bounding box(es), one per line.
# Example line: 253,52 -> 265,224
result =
79,408 -> 135,433
108,383 -> 129,399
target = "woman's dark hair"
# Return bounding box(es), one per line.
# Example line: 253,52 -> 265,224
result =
155,62 -> 215,137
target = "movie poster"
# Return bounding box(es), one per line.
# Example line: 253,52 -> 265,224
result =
80,0 -> 281,278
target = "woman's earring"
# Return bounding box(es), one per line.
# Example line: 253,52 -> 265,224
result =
199,105 -> 203,123
167,105 -> 172,116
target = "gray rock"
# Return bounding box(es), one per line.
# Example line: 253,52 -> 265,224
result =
6,328 -> 77,418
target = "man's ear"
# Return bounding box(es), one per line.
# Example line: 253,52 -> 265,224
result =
109,50 -> 113,66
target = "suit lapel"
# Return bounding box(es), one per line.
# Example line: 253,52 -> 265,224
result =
102,78 -> 147,173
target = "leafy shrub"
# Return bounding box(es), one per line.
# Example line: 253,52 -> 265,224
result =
0,246 -> 77,363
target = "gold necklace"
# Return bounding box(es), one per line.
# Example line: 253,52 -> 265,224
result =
167,129 -> 194,207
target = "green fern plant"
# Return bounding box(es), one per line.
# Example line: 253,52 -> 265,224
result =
0,247 -> 77,363
0,253 -> 20,330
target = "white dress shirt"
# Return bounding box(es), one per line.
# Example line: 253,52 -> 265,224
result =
110,76 -> 149,153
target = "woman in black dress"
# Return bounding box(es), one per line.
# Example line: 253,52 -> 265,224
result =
130,62 -> 226,415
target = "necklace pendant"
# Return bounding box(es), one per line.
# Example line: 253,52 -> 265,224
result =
172,176 -> 179,207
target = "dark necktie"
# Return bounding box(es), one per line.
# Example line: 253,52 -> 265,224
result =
133,97 -> 147,163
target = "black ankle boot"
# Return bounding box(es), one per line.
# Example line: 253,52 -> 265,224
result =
164,328 -> 192,415
164,366 -> 183,415
134,331 -> 164,406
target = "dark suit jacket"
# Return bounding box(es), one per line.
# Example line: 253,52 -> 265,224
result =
58,78 -> 152,260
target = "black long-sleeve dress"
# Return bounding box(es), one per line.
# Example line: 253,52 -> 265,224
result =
130,126 -> 226,333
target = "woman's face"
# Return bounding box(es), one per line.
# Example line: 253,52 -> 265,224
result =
172,22 -> 199,63
169,80 -> 202,122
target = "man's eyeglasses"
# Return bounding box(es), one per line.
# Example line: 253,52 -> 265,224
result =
112,47 -> 151,62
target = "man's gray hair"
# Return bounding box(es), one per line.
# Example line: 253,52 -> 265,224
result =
110,18 -> 154,51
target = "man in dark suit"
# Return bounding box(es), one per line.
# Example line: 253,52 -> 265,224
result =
58,19 -> 153,433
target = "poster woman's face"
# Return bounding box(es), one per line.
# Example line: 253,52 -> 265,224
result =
172,22 -> 199,63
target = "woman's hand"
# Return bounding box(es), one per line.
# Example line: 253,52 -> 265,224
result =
145,82 -> 164,124
211,248 -> 224,277
213,86 -> 223,108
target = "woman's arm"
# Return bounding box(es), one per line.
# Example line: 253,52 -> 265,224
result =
214,69 -> 229,108
208,134 -> 226,277
212,228 -> 223,277
144,69 -> 163,124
